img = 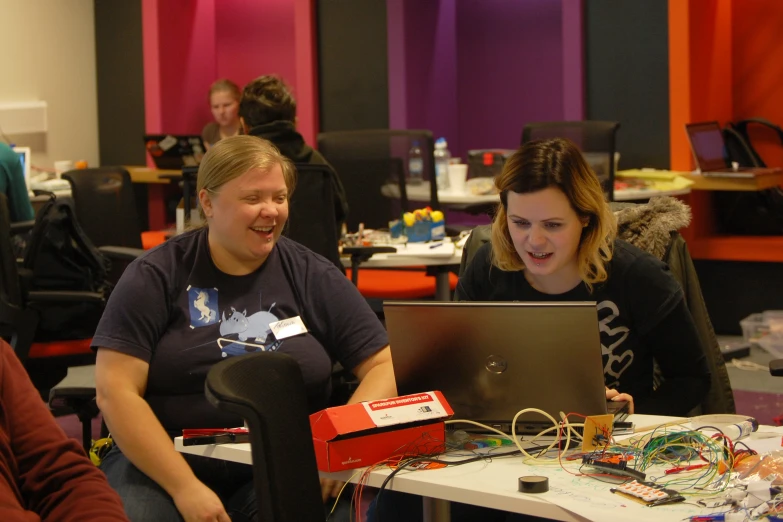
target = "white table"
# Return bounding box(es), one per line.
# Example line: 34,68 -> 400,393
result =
176,414 -> 783,522
381,182 -> 691,204
341,242 -> 463,301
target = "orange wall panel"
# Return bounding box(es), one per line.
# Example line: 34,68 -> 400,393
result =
732,0 -> 783,168
669,0 -> 692,171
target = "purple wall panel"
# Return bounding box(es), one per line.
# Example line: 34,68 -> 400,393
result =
455,0 -> 565,159
387,0 -> 580,162
561,0 -> 585,120
387,1 -> 408,129
402,1 -> 459,152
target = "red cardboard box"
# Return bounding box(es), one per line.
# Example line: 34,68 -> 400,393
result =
310,391 -> 453,472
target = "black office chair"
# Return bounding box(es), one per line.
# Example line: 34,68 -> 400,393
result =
317,129 -> 440,231
62,167 -> 168,250
204,351 -> 324,522
286,163 -> 343,272
0,193 -> 105,451
521,121 -> 620,201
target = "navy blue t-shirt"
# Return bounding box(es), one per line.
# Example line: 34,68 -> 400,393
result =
92,229 -> 388,433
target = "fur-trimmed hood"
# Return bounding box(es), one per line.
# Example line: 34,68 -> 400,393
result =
613,196 -> 691,260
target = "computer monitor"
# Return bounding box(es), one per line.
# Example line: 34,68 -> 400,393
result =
12,146 -> 31,191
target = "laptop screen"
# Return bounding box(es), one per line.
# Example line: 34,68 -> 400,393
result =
685,121 -> 729,172
144,135 -> 205,170
384,301 -> 608,426
12,146 -> 31,191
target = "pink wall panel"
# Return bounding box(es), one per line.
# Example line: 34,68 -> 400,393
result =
156,0 -> 217,133
214,0 -> 296,89
142,0 -> 162,135
143,0 -> 318,148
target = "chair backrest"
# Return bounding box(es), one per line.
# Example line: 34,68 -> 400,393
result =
286,163 -> 343,272
521,121 -> 620,201
317,129 -> 439,231
0,193 -> 23,311
63,167 -> 144,249
204,351 -> 324,522
0,193 -> 36,356
457,198 -> 734,414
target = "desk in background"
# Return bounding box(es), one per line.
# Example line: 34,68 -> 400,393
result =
676,169 -> 783,262
176,414 -> 783,522
382,181 -> 692,206
341,242 -> 462,301
125,166 -> 181,231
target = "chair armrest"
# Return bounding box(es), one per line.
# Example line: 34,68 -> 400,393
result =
342,246 -> 397,286
50,386 -> 97,403
98,245 -> 145,261
27,290 -> 105,302
9,220 -> 35,235
342,246 -> 397,264
49,387 -> 99,418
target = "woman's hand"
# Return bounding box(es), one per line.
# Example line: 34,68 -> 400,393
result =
320,478 -> 344,503
605,387 -> 634,414
172,480 -> 231,522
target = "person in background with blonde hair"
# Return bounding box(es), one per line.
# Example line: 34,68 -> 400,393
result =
202,79 -> 242,148
456,138 -> 710,417
94,135 -> 395,521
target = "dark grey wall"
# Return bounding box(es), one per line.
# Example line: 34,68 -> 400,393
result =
584,1 -> 670,169
695,260 -> 783,335
317,0 -> 389,133
94,0 -> 146,166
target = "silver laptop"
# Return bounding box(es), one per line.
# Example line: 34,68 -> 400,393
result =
385,301 -> 624,433
684,121 -> 780,178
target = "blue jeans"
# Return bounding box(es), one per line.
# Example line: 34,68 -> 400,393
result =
100,445 -> 257,522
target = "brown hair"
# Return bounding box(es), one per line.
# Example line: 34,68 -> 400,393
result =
239,75 -> 297,127
208,78 -> 241,102
490,138 -> 616,291
196,135 -> 296,224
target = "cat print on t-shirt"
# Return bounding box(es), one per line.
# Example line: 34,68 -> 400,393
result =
187,286 -> 283,358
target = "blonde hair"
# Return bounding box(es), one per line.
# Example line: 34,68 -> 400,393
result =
490,138 -> 616,292
208,78 -> 241,102
196,135 -> 296,224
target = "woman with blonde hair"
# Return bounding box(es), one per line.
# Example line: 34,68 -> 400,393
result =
456,138 -> 710,416
94,135 -> 395,521
202,79 -> 242,147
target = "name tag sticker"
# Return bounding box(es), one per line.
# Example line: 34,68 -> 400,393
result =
269,316 -> 308,340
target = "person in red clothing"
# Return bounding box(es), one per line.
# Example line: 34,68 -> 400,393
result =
0,339 -> 129,521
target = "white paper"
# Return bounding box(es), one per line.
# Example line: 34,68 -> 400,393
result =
269,316 -> 307,340
394,242 -> 456,258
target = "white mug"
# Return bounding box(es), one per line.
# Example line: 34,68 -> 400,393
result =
54,160 -> 74,179
447,164 -> 468,193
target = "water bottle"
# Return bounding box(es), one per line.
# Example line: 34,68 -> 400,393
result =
434,137 -> 451,190
408,140 -> 424,185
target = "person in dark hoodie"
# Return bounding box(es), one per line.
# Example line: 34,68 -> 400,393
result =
239,75 -> 348,234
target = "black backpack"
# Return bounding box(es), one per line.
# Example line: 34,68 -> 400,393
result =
21,193 -> 112,341
716,118 -> 783,235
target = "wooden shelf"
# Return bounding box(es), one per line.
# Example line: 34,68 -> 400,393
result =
689,235 -> 783,263
683,170 -> 783,191
125,166 -> 180,184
